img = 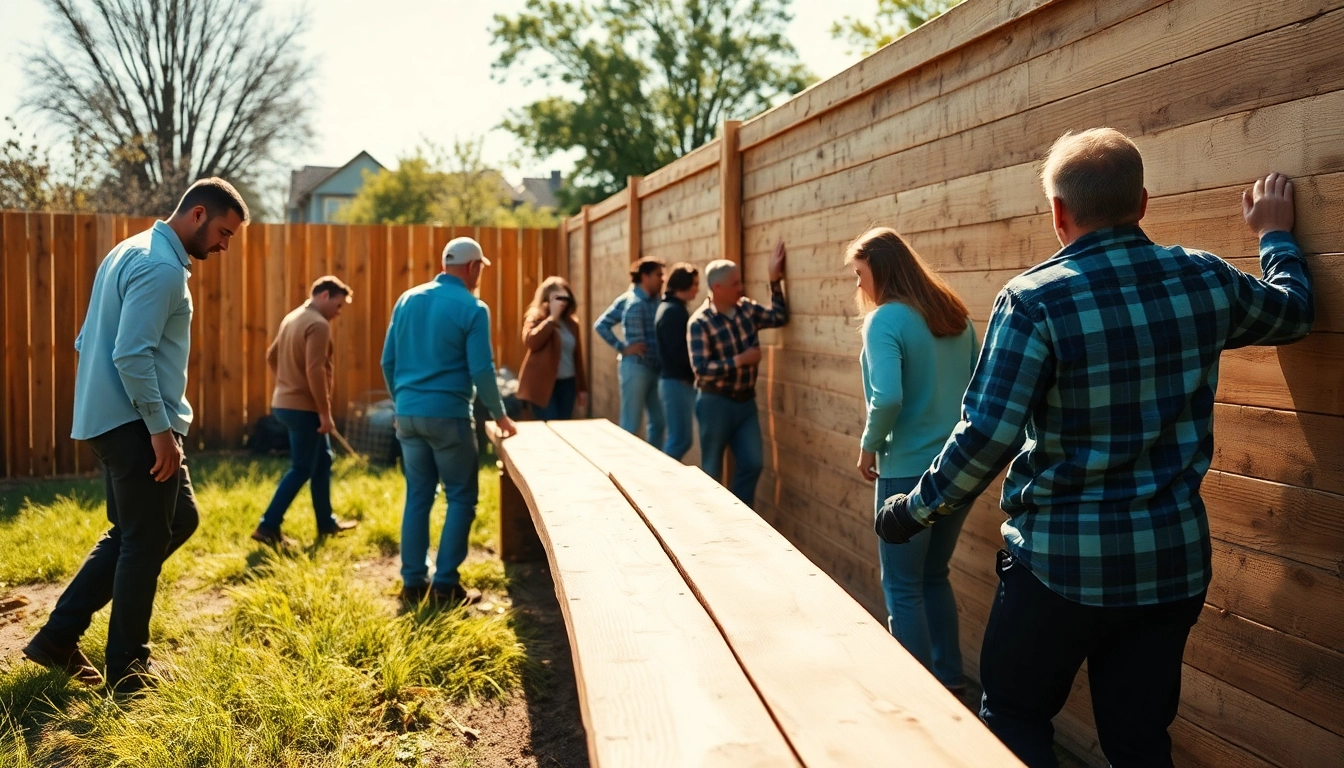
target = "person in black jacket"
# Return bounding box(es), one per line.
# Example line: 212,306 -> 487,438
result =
655,263 -> 701,459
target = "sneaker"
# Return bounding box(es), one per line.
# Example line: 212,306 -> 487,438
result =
22,631 -> 104,686
317,519 -> 359,537
250,526 -> 299,548
109,660 -> 172,696
430,584 -> 483,608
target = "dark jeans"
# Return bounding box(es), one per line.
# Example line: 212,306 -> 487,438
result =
42,420 -> 199,677
532,377 -> 577,421
259,407 -> 335,531
979,550 -> 1205,768
695,391 -> 763,506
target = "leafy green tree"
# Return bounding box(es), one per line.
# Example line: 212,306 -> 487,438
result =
492,0 -> 815,210
831,0 -> 965,56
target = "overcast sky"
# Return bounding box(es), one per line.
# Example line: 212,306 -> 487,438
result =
0,0 -> 874,187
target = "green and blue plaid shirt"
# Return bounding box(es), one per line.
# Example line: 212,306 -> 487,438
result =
595,285 -> 660,369
906,226 -> 1313,606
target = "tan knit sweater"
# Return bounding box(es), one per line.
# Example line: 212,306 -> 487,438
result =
267,302 -> 333,415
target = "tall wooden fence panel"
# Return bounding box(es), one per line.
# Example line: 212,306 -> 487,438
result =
0,216 -> 561,477
563,0 -> 1344,765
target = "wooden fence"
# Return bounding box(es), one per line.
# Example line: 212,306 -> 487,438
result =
0,213 -> 561,479
563,0 -> 1344,765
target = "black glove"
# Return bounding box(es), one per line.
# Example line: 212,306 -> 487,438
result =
875,493 -> 928,544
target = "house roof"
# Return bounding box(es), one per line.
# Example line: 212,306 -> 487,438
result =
286,151 -> 385,210
518,176 -> 560,209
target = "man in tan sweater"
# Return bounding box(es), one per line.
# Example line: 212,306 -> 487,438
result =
252,276 -> 359,545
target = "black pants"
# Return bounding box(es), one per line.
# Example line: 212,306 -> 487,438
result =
979,550 -> 1204,768
42,421 -> 199,676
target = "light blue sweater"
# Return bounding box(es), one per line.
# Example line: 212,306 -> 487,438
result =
860,302 -> 978,478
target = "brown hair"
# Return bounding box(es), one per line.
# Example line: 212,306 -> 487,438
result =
844,227 -> 970,338
527,275 -> 577,318
1041,128 -> 1145,229
310,274 -> 353,302
628,257 -> 665,284
664,262 -> 699,296
175,177 -> 250,223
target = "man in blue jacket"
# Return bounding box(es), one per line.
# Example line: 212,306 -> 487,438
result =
382,237 -> 517,607
23,178 -> 248,694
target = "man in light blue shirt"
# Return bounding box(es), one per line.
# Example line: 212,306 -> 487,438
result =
24,178 -> 248,695
594,257 -> 666,446
383,237 -> 517,607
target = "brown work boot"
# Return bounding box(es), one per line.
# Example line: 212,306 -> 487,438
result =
22,631 -> 105,687
250,526 -> 299,548
109,659 -> 173,696
317,519 -> 359,537
399,584 -> 431,605
431,584 -> 483,608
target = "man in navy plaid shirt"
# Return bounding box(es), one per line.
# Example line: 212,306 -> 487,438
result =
594,257 -> 666,446
876,129 -> 1312,768
688,242 -> 788,506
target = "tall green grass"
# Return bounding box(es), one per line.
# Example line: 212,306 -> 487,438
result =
0,454 -> 519,767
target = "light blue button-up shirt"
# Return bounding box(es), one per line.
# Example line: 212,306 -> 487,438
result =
381,273 -> 506,420
72,221 -> 194,439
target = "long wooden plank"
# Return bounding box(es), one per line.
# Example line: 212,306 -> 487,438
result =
639,138 -> 721,197
550,419 -> 1025,767
51,214 -> 77,474
737,0 -> 1057,149
4,213 -> 31,476
492,422 -> 800,767
745,0 -> 1339,201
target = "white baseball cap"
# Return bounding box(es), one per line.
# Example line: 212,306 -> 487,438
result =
442,236 -> 491,266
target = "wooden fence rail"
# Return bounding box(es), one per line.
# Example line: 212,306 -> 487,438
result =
0,213 -> 561,479
562,0 -> 1344,766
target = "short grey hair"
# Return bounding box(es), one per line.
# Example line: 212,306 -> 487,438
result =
704,260 -> 739,288
1041,128 -> 1145,228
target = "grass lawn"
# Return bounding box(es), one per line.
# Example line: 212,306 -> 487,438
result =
0,454 -> 531,767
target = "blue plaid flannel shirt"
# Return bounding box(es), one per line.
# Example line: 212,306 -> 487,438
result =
688,282 -> 789,399
905,226 -> 1312,606
594,285 -> 659,369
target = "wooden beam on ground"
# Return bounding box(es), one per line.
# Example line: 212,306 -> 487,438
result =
488,422 -> 801,767
549,419 -> 1024,768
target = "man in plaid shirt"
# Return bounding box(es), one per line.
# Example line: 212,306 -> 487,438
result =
876,129 -> 1312,768
688,241 -> 788,506
594,257 -> 666,446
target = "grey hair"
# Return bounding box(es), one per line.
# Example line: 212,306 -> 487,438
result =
704,260 -> 739,288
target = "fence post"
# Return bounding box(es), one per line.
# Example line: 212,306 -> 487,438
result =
719,120 -> 743,269
627,176 -> 643,264
581,205 -> 593,418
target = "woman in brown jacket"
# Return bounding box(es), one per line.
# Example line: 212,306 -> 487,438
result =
517,276 -> 589,420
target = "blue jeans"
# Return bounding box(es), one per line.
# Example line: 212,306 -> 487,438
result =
533,377 -> 577,421
396,416 -> 478,590
259,408 -> 336,531
658,378 -> 696,460
875,475 -> 971,687
619,355 -> 665,447
695,392 -> 763,506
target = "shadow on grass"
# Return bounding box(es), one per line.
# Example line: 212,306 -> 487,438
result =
0,479 -> 102,524
502,560 -> 589,766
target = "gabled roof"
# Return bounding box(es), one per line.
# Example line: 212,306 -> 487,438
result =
286,151 -> 385,210
519,176 -> 560,209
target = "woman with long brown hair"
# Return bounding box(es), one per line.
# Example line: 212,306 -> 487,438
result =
517,276 -> 588,420
847,227 -> 978,694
